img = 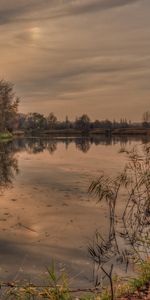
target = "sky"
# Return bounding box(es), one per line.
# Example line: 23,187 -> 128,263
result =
0,0 -> 150,121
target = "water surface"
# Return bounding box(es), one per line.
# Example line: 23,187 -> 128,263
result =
0,136 -> 149,287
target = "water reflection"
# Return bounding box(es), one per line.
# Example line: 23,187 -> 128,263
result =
0,137 -> 150,288
8,135 -> 150,155
0,142 -> 19,191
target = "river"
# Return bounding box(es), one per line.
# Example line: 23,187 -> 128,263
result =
0,135 -> 149,288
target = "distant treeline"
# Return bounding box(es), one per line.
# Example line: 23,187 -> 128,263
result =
0,79 -> 150,134
15,112 -> 150,133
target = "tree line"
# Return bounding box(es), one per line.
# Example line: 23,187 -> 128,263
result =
0,79 -> 150,133
17,112 -> 133,132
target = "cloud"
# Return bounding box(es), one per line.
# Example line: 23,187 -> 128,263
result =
0,0 -> 49,25
0,0 -> 141,25
15,54 -> 150,102
61,0 -> 141,16
0,0 -> 150,120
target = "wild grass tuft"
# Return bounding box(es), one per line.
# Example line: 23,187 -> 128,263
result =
0,132 -> 13,141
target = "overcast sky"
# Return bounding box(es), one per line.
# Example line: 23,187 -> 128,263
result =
0,0 -> 150,120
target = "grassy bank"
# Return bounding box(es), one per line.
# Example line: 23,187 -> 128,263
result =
0,132 -> 13,141
1,261 -> 150,300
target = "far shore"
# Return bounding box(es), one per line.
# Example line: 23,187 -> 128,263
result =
12,127 -> 150,137
1,128 -> 150,141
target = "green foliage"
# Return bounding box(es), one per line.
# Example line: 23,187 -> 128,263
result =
1,261 -> 150,299
44,262 -> 70,300
5,263 -> 72,300
0,132 -> 13,140
116,261 -> 150,297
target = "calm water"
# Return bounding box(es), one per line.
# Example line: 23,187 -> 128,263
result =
0,136 -> 149,287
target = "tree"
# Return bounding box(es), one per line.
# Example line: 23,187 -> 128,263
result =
75,114 -> 91,132
0,80 -> 19,132
17,113 -> 26,130
142,111 -> 150,128
25,113 -> 46,130
47,113 -> 57,129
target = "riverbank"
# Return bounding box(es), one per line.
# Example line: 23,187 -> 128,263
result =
1,261 -> 150,299
115,261 -> 150,300
119,283 -> 150,300
0,132 -> 13,141
13,128 -> 150,137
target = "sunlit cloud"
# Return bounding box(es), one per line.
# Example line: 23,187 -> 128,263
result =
28,27 -> 41,40
0,0 -> 150,120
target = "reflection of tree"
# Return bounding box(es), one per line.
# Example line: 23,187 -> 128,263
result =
0,142 -> 19,190
89,144 -> 150,287
23,139 -> 57,155
8,136 -> 150,156
27,139 -> 46,154
75,138 -> 91,153
47,140 -> 57,154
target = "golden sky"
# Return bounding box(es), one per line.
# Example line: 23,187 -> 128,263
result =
0,0 -> 150,120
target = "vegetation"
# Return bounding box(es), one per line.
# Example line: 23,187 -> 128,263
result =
15,109 -> 150,134
17,113 -> 147,133
14,111 -> 150,136
88,143 -> 150,299
0,132 -> 13,140
0,260 -> 150,299
0,80 -> 19,134
142,111 -> 150,128
0,79 -> 149,136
